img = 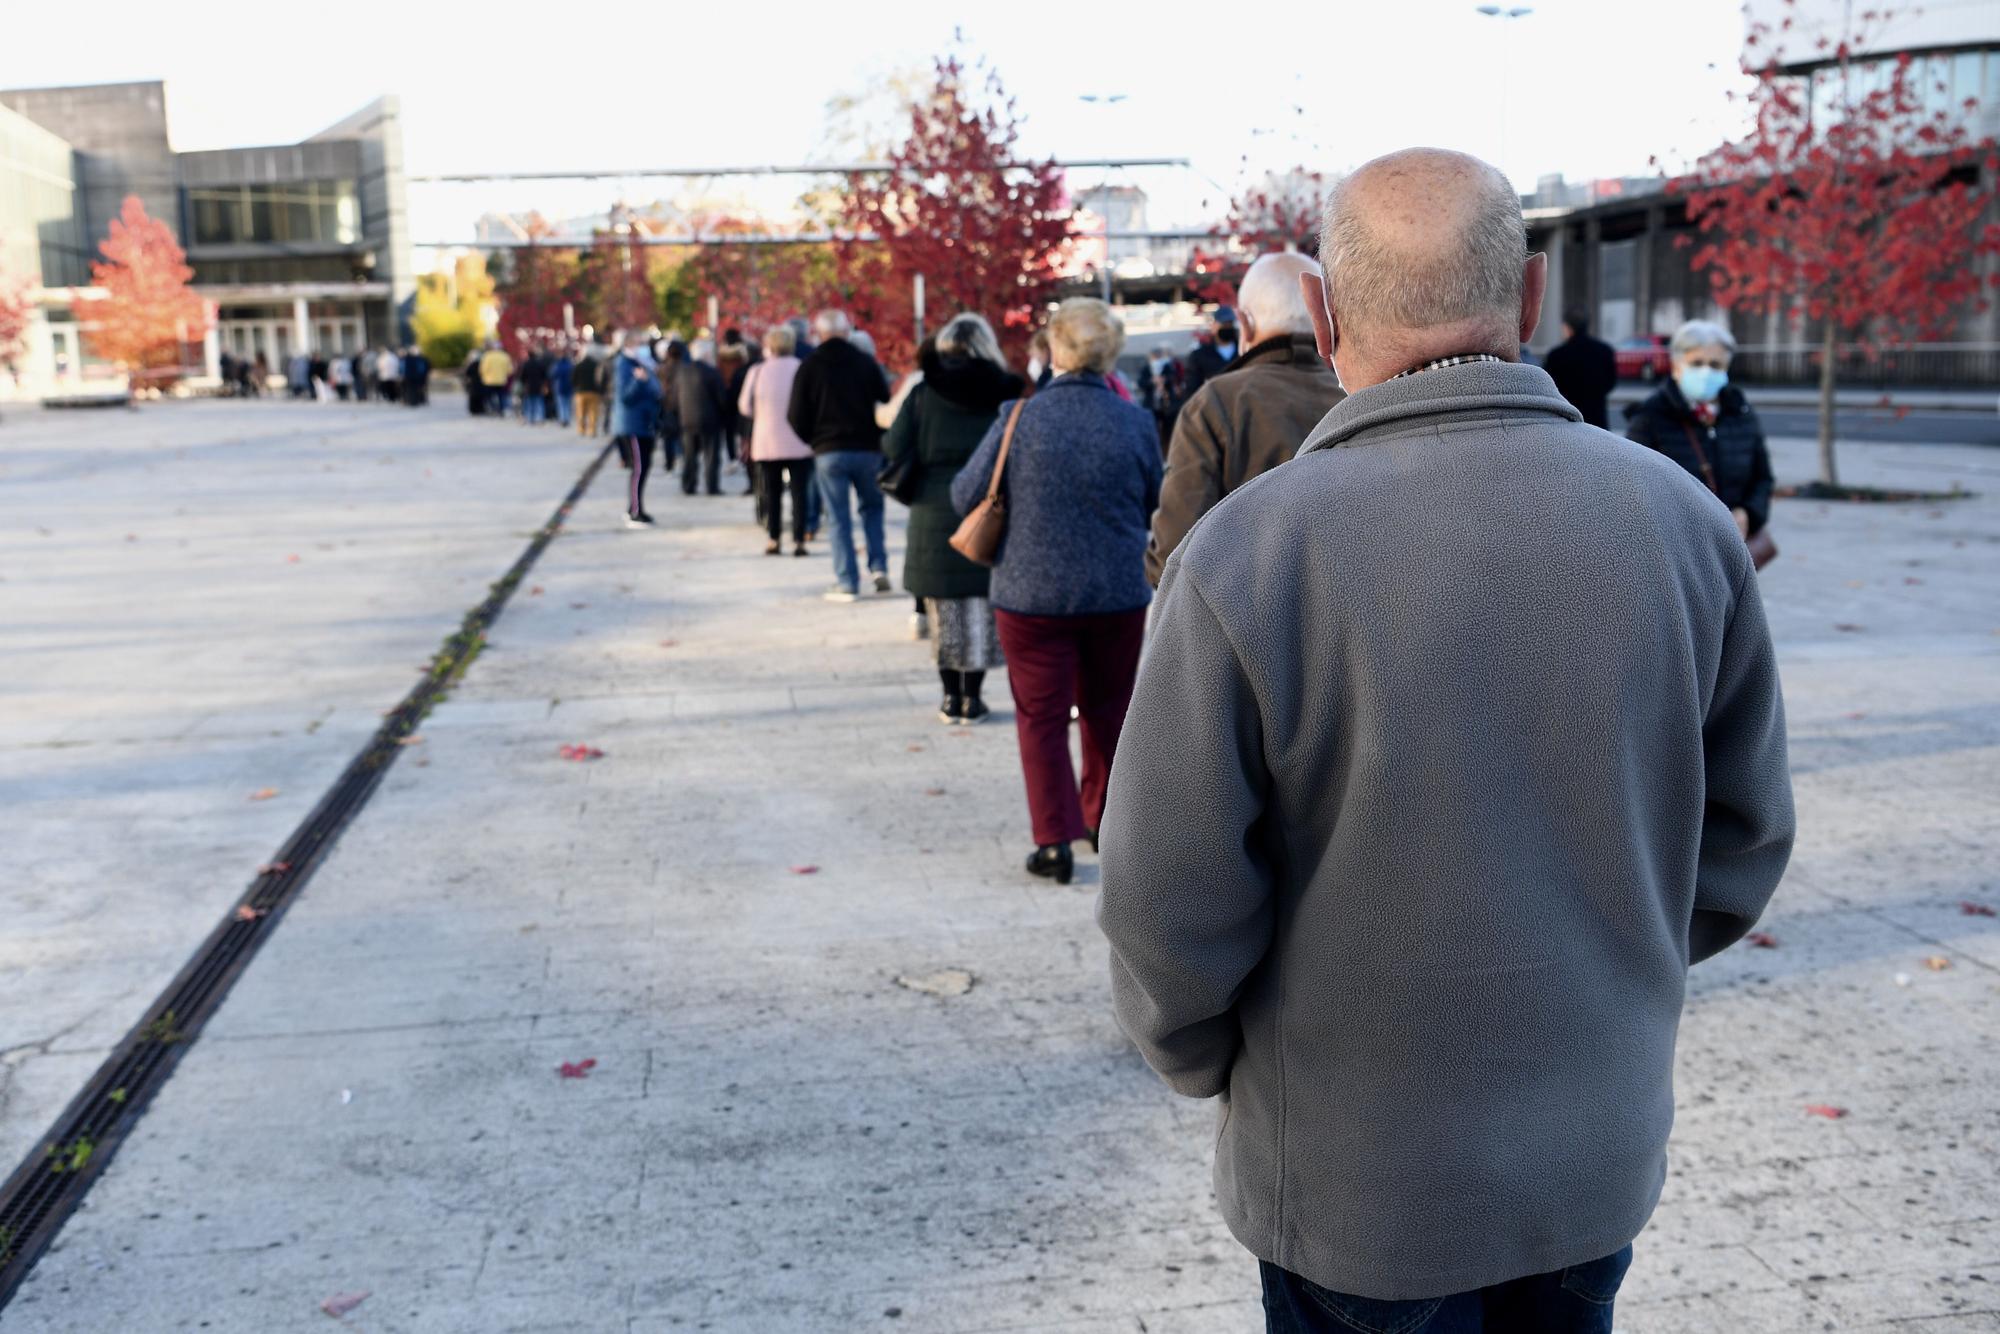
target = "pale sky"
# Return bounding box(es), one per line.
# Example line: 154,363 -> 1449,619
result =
2,0 -> 1753,249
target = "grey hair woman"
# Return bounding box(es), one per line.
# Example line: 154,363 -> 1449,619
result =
883,312 -> 1024,724
1624,318 -> 1775,552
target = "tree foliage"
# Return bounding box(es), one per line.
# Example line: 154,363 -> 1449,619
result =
1669,0 -> 2000,484
494,219 -> 579,354
1188,168 -> 1333,304
0,260 -> 31,366
413,253 -> 493,368
836,55 -> 1072,367
80,196 -> 208,379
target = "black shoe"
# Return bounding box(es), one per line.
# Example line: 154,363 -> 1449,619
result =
958,698 -> 991,725
1087,827 -> 1099,854
793,544 -> 808,558
1025,844 -> 1074,885
938,695 -> 963,724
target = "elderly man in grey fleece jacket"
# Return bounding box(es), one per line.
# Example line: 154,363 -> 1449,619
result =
1098,148 -> 1795,1332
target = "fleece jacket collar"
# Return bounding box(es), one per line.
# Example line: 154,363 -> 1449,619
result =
1298,359 -> 1582,456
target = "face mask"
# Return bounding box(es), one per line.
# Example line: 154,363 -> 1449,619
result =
1677,365 -> 1727,403
1027,356 -> 1045,380
1217,342 -> 1237,362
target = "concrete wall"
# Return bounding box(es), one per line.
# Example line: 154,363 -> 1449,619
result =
309,96 -> 413,335
0,82 -> 177,250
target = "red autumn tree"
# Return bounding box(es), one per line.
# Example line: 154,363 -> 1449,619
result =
838,55 -> 1073,368
669,220 -> 842,336
1189,167 -> 1333,304
0,260 -> 31,367
571,224 -> 657,334
494,218 -> 578,354
1670,1 -> 2000,487
81,196 -> 209,381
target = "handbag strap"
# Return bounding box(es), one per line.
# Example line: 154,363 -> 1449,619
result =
1678,419 -> 1720,494
986,399 -> 1026,503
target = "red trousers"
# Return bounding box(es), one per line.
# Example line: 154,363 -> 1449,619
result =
994,608 -> 1148,847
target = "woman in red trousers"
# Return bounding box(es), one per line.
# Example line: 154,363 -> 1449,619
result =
951,299 -> 1163,884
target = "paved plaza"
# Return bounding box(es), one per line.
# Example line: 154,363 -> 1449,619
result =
1,399 -> 1997,1332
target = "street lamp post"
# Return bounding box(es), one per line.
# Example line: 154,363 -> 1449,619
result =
1077,94 -> 1130,304
1474,5 -> 1534,180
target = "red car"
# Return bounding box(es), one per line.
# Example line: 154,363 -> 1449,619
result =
1615,334 -> 1672,381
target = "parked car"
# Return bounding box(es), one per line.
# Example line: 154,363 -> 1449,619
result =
1615,334 -> 1673,382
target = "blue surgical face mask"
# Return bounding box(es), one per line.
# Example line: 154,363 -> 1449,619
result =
1677,365 -> 1728,403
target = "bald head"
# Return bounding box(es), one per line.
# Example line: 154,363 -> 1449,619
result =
1310,148 -> 1541,385
1235,252 -> 1320,345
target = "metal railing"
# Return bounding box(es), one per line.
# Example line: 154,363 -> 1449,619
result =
1727,342 -> 2000,390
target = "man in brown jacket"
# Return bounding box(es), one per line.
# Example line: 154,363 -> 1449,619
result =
1144,252 -> 1345,585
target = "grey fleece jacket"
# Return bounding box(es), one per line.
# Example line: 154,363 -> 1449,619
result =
1097,360 -> 1794,1302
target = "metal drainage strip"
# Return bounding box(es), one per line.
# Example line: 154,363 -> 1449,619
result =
0,442 -> 615,1310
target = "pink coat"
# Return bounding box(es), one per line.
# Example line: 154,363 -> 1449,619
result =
738,356 -> 813,461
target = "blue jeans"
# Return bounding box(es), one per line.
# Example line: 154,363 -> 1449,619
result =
523,393 -> 545,423
486,385 -> 509,416
1261,1247 -> 1632,1334
555,389 -> 573,426
815,449 -> 887,592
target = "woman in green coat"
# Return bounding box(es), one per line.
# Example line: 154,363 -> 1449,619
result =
884,314 -> 1025,724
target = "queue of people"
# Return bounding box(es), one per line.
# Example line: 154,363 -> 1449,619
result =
221,346 -> 431,404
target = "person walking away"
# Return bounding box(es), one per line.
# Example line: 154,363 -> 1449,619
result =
462,350 -> 484,414
1145,253 -> 1346,584
738,324 -> 815,556
1097,148 -> 1795,1332
677,339 -> 730,495
1543,308 -> 1619,428
403,345 -> 431,406
787,309 -> 892,601
477,340 -> 514,417
950,297 -> 1160,885
376,345 -> 403,405
1181,306 -> 1239,397
1025,329 -> 1053,390
1136,344 -> 1185,451
1626,319 -> 1776,561
518,345 -> 550,424
551,344 -> 575,426
573,340 -> 606,436
656,339 -> 685,475
328,352 -> 353,400
885,314 -> 1023,725
610,331 -> 665,526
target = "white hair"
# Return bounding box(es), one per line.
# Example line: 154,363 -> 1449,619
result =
935,312 -> 1006,368
1318,151 -> 1525,337
690,338 -> 717,366
1236,253 -> 1320,339
1670,320 -> 1736,358
813,309 -> 852,340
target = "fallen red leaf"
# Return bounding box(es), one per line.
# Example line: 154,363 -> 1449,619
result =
1805,1104 -> 1848,1120
659,639 -> 678,648
1923,955 -> 1952,971
1833,623 -> 1865,633
1746,932 -> 1778,948
248,787 -> 279,802
258,861 -> 291,874
570,602 -> 589,610
906,745 -> 925,753
395,734 -> 424,747
557,1059 -> 597,1079
235,904 -> 267,922
1843,711 -> 1867,721
789,865 -> 820,876
924,788 -> 947,797
320,1290 -> 370,1317
557,744 -> 606,762
1962,901 -> 1996,917
528,585 -> 544,596
1904,577 -> 1924,585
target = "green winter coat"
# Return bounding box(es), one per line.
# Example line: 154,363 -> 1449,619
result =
884,349 -> 1024,600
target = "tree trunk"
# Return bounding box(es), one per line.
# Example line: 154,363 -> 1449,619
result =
1817,323 -> 1840,489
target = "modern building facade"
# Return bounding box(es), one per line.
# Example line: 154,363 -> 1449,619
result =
1527,2 -> 2000,386
0,81 -> 411,396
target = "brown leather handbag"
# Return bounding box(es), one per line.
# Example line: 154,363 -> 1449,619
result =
949,399 -> 1025,567
1681,420 -> 1777,570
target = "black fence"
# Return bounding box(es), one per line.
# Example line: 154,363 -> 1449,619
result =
1729,343 -> 2000,390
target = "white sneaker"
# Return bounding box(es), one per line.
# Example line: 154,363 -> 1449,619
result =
910,613 -> 930,641
823,587 -> 860,603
